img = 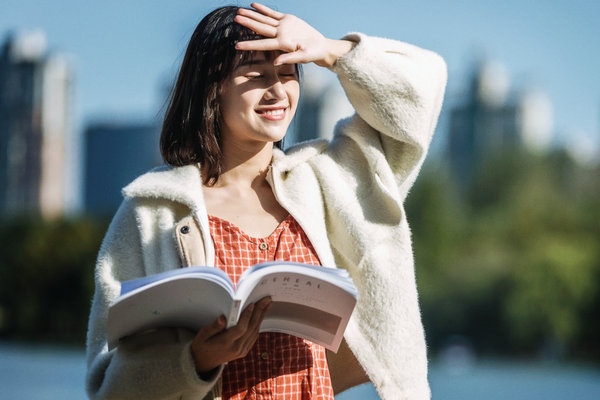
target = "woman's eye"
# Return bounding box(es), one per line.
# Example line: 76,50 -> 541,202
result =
246,74 -> 264,79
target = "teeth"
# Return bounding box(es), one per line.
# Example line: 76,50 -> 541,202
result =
263,109 -> 284,116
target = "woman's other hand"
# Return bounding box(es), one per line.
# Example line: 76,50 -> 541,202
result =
235,2 -> 354,68
190,296 -> 272,377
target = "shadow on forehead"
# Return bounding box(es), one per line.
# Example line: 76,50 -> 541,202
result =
233,50 -> 302,79
234,50 -> 279,68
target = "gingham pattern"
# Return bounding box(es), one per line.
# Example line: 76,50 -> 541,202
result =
209,214 -> 334,400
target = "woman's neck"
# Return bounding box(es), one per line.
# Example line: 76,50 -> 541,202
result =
211,140 -> 274,189
201,139 -> 288,237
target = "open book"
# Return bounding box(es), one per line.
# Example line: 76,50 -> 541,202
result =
107,262 -> 358,352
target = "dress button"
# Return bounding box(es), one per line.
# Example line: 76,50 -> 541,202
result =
259,242 -> 268,251
261,351 -> 269,360
180,225 -> 190,234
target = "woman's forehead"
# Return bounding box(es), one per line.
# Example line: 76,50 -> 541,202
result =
237,50 -> 280,65
231,50 -> 298,74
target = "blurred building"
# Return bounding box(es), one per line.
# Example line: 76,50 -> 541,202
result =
0,31 -> 73,218
292,66 -> 354,145
448,60 -> 553,192
84,121 -> 161,216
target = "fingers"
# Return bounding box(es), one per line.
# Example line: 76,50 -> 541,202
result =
237,7 -> 279,27
249,3 -> 285,20
231,302 -> 255,339
195,314 -> 227,342
235,4 -> 328,66
249,297 -> 272,331
206,298 -> 270,358
191,297 -> 272,372
190,315 -> 228,373
235,38 -> 281,52
236,297 -> 272,351
274,52 -> 305,66
235,15 -> 277,38
230,297 -> 271,338
235,4 -> 296,57
235,4 -> 282,39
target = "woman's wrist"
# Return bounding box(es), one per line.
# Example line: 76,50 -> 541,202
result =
317,39 -> 356,68
191,344 -> 221,379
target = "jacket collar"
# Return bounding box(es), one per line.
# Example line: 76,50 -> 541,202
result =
122,164 -> 205,212
121,138 -> 328,211
271,139 -> 328,172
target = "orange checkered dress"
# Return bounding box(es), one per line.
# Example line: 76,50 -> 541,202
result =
208,214 -> 334,400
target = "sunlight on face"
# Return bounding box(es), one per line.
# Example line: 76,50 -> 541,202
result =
219,52 -> 300,147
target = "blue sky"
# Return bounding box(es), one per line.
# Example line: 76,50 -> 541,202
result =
2,0 -> 599,157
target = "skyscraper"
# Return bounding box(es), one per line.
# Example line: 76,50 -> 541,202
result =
0,31 -> 73,218
84,121 -> 162,216
292,65 -> 354,145
448,60 -> 553,193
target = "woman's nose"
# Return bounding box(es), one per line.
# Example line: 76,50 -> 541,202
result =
264,80 -> 286,100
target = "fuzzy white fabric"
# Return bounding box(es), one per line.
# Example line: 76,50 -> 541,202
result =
86,33 -> 446,400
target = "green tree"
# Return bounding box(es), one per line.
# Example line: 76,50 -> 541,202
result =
0,217 -> 107,344
408,150 -> 600,360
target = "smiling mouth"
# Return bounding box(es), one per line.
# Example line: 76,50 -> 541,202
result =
256,107 -> 287,121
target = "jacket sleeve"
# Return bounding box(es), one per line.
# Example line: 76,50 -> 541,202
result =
85,198 -> 222,400
315,34 -> 446,400
329,32 -> 447,200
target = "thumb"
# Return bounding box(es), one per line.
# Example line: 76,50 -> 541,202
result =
274,51 -> 306,66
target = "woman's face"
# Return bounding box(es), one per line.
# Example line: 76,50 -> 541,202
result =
219,52 -> 299,147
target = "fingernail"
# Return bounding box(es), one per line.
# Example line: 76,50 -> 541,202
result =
218,315 -> 226,324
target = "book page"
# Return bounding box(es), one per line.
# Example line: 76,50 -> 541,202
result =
108,275 -> 233,349
119,266 -> 233,295
236,264 -> 357,351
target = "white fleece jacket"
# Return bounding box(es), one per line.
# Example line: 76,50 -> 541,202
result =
86,33 -> 447,400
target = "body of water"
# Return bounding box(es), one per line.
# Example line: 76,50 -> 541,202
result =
2,342 -> 599,399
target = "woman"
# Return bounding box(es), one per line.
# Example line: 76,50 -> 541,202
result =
86,3 -> 446,400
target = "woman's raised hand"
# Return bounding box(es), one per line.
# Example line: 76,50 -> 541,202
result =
235,3 -> 354,68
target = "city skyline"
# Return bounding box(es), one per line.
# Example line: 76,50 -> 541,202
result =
3,0 -> 598,160
1,1 -> 599,216
0,30 -> 74,218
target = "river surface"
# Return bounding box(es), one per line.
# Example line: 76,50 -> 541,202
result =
2,342 -> 599,399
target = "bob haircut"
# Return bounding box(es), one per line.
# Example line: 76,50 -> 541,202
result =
160,6 -> 299,185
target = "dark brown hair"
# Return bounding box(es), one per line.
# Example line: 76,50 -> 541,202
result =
160,6 -> 288,185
